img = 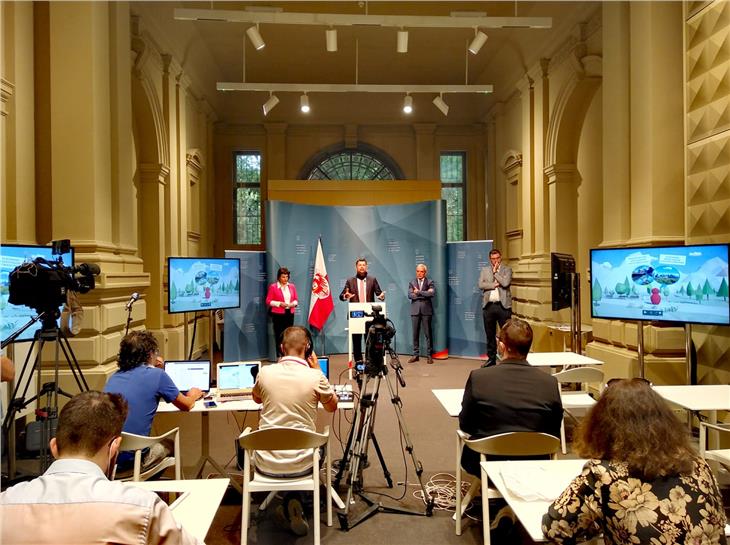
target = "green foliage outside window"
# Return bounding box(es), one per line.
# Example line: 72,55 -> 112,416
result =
440,153 -> 465,242
234,153 -> 262,245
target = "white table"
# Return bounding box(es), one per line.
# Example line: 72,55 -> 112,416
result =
432,388 -> 593,417
526,352 -> 603,368
127,477 -> 229,543
654,385 -> 730,447
481,459 -> 587,542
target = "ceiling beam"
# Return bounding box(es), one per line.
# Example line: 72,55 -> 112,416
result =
217,83 -> 493,94
175,8 -> 552,30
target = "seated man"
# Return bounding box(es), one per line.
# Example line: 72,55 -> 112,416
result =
459,318 -> 563,476
252,326 -> 337,536
104,331 -> 203,472
0,390 -> 200,545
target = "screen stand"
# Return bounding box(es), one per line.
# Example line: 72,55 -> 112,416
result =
684,323 -> 693,386
570,273 -> 582,354
209,310 -> 215,363
637,321 -> 645,379
183,312 -> 189,359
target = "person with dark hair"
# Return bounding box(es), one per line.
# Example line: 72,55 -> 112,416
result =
458,318 -> 563,476
104,330 -> 203,473
1,391 -> 200,544
252,325 -> 337,537
339,257 -> 385,364
543,378 -> 727,545
479,248 -> 512,367
266,267 -> 299,357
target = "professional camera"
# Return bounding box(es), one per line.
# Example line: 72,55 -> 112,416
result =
363,305 -> 396,376
8,239 -> 100,319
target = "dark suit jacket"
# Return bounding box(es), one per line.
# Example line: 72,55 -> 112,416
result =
458,358 -> 563,475
407,277 -> 435,316
339,275 -> 383,303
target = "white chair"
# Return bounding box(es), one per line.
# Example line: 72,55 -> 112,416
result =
552,366 -> 604,454
699,421 -> 730,470
238,426 -> 332,545
113,427 -> 181,481
455,430 -> 561,542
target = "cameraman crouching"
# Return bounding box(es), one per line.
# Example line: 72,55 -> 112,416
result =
252,326 -> 337,537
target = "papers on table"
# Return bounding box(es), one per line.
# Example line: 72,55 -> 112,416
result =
499,463 -> 581,502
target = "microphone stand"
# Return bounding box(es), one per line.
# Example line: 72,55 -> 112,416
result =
124,304 -> 134,336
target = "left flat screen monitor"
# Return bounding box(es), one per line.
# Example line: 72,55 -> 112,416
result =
1,244 -> 75,344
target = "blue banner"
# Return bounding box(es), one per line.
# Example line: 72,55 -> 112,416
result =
266,201 -> 447,357
223,250 -> 268,361
447,240 -> 492,358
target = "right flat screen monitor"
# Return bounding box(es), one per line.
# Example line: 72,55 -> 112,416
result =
590,244 -> 730,325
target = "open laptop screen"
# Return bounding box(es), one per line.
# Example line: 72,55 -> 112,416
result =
317,357 -> 329,381
217,361 -> 260,390
164,360 -> 211,393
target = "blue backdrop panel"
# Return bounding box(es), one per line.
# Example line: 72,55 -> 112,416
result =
266,200 -> 447,357
447,240 -> 492,358
223,250 -> 268,361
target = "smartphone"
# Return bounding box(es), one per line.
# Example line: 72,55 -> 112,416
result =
204,400 -> 217,408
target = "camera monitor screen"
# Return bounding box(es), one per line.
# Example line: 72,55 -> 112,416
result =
551,252 -> 575,312
167,257 -> 241,314
590,244 -> 730,325
1,244 -> 75,344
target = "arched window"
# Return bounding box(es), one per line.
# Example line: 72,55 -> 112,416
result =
300,143 -> 403,180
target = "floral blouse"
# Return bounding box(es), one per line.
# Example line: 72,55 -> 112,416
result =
542,458 -> 727,545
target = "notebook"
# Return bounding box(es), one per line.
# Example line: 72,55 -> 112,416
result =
164,360 -> 211,394
216,361 -> 260,401
317,356 -> 329,380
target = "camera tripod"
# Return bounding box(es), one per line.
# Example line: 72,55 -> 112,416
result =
2,311 -> 89,477
334,355 -> 434,530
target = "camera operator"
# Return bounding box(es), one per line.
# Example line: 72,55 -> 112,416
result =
252,326 -> 336,537
103,331 -> 203,475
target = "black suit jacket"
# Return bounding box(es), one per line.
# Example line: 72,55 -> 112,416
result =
458,359 -> 563,475
408,277 -> 435,316
339,276 -> 383,303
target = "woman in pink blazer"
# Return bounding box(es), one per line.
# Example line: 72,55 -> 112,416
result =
265,267 -> 298,357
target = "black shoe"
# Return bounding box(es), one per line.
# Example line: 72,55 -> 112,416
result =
407,355 -> 419,363
481,359 -> 496,368
427,357 -> 433,364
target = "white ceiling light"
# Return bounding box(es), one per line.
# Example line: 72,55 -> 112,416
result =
403,94 -> 413,114
262,92 -> 279,115
468,29 -> 488,55
433,93 -> 449,116
326,28 -> 337,52
300,93 -> 310,113
397,29 -> 408,53
246,24 -> 265,50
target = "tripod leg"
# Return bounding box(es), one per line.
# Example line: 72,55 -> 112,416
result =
59,331 -> 89,391
333,403 -> 359,489
369,433 -> 393,488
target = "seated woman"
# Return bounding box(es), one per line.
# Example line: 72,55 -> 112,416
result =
543,378 -> 727,545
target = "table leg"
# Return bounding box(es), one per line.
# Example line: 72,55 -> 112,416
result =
190,411 -> 243,493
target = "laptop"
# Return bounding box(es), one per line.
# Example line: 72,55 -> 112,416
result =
216,361 -> 260,401
317,356 -> 329,381
164,360 -> 211,394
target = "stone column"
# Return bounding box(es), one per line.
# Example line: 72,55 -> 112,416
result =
515,74 -> 535,257
529,59 -> 551,256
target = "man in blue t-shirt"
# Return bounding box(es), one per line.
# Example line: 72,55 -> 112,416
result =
104,331 -> 203,472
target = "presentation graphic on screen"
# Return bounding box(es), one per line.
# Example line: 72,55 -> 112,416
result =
218,362 -> 258,389
590,244 -> 729,325
1,245 -> 75,344
168,257 -> 240,314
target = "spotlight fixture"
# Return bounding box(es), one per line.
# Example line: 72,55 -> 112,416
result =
262,92 -> 279,115
468,28 -> 488,54
403,94 -> 413,114
300,93 -> 310,113
397,29 -> 408,53
246,24 -> 265,50
433,93 -> 449,116
326,28 -> 338,52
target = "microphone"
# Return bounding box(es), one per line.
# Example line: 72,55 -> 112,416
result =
125,292 -> 140,311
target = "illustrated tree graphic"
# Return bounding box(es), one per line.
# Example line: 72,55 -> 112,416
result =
170,282 -> 177,302
702,279 -> 713,300
687,283 -> 694,297
718,278 -> 729,301
695,285 -> 703,304
592,280 -> 603,304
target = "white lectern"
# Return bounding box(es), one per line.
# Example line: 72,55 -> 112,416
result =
347,302 -> 387,365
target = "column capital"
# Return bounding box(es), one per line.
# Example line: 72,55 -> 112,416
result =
139,163 -> 170,185
544,163 -> 577,184
515,73 -> 534,95
1,78 -> 14,117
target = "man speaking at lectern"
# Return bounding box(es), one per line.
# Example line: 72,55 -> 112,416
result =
339,258 -> 385,364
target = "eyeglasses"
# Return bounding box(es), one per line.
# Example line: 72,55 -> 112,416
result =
605,377 -> 652,388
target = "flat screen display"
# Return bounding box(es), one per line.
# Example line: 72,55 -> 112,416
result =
590,244 -> 730,325
167,257 -> 240,314
1,244 -> 75,344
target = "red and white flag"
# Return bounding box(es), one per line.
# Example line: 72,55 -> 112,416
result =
308,238 -> 334,330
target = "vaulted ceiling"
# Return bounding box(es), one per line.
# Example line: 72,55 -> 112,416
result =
134,1 -> 601,125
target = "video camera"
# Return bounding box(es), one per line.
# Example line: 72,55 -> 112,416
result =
8,239 -> 100,319
363,305 -> 396,376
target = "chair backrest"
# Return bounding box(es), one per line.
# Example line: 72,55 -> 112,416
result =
552,366 -> 604,386
238,426 -> 329,451
117,427 -> 180,481
463,431 -> 561,458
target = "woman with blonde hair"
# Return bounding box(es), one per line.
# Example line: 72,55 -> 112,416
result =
543,378 -> 726,545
